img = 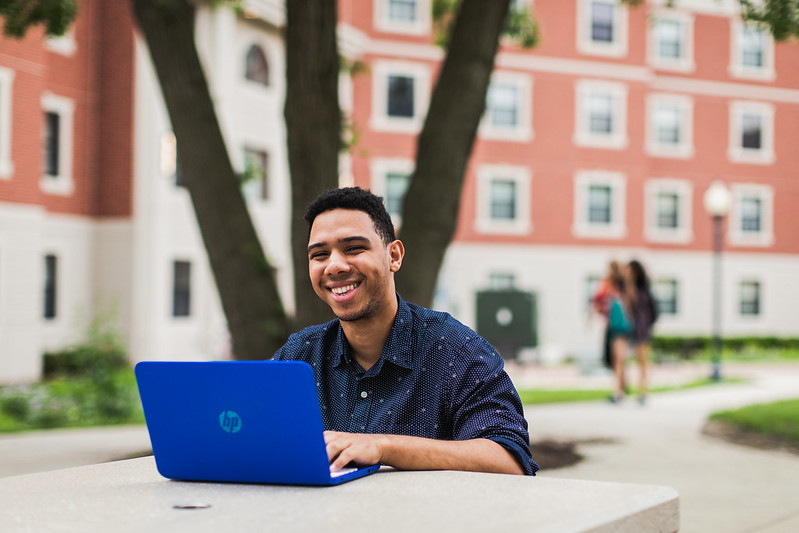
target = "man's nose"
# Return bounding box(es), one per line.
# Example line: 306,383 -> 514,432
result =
324,250 -> 350,275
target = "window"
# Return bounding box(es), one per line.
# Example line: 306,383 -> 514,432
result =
653,279 -> 677,315
0,67 -> 13,178
577,0 -> 628,57
491,179 -> 517,221
172,261 -> 192,318
385,172 -> 410,219
574,80 -> 627,149
572,170 -> 626,239
475,165 -> 531,235
489,273 -> 516,291
588,185 -> 611,224
371,158 -> 413,227
481,73 -> 532,142
160,131 -> 185,187
242,147 -> 269,201
40,92 -> 74,195
739,281 -> 761,316
645,179 -> 693,243
648,12 -> 694,72
585,275 -> 601,313
45,28 -> 76,56
728,101 -> 774,165
43,112 -> 60,178
44,254 -> 58,320
372,61 -> 430,133
729,184 -> 774,247
387,75 -> 414,118
245,45 -> 269,86
646,94 -> 693,158
375,0 -> 430,35
730,19 -> 775,80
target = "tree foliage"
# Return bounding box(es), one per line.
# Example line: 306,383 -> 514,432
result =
0,0 -> 77,37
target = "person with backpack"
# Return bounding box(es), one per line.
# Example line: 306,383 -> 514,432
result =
627,260 -> 659,405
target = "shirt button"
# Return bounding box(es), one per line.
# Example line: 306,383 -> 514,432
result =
360,391 -> 368,399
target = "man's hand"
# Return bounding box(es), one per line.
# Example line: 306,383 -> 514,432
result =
324,430 -> 524,475
324,430 -> 383,471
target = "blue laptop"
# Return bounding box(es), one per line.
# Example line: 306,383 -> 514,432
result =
135,360 -> 380,486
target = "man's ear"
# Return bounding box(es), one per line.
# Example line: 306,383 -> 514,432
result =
388,240 -> 404,272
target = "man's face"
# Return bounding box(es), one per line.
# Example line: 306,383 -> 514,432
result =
307,209 -> 402,323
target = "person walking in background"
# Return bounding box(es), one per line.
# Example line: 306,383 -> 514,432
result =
627,260 -> 659,405
591,260 -> 621,372
607,270 -> 635,403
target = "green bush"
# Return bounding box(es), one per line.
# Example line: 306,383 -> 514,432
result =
652,336 -> 799,359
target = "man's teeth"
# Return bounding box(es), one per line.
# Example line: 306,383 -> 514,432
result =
331,283 -> 358,295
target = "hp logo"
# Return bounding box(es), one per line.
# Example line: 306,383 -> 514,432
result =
218,410 -> 242,434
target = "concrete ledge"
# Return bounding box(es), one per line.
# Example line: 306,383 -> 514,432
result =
0,457 -> 679,532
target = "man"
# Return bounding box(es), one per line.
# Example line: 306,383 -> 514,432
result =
273,187 -> 538,476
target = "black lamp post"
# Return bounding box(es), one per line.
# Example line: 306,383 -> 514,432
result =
703,181 -> 732,381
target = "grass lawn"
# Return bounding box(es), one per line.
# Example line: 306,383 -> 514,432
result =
517,377 -> 742,405
709,398 -> 799,448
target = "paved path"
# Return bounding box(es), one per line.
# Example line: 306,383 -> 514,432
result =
510,361 -> 799,533
1,361 -> 797,532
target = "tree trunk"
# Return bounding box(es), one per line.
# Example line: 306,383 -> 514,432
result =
396,0 -> 511,307
285,0 -> 341,329
130,0 -> 289,359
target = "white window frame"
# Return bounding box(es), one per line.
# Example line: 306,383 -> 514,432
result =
647,10 -> 695,72
572,170 -> 626,239
729,183 -> 774,247
646,93 -> 694,159
370,157 -> 414,228
644,178 -> 694,244
371,60 -> 430,134
729,18 -> 775,81
577,0 -> 628,58
574,80 -> 628,150
475,164 -> 532,235
0,67 -> 14,179
728,101 -> 775,165
374,0 -> 431,36
480,71 -> 533,142
40,92 -> 75,196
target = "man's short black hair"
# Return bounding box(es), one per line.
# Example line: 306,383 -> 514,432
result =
304,187 -> 397,245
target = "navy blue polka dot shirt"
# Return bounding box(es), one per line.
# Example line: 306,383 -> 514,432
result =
273,294 -> 538,475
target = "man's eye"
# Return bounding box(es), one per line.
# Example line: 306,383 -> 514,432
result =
310,252 -> 329,260
346,246 -> 365,254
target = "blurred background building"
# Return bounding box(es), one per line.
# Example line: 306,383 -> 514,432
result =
1,0 -> 798,382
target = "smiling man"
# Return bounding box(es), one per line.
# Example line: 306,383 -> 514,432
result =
272,187 -> 538,476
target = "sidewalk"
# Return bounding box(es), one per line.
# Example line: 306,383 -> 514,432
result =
1,361 -> 797,532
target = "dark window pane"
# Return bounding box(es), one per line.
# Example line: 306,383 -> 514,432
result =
490,179 -> 516,220
741,113 -> 762,149
655,279 -> 678,315
591,2 -> 614,43
243,148 -> 269,200
588,185 -> 611,223
386,172 -> 410,218
245,45 -> 269,86
44,112 -> 60,176
387,76 -> 414,118
389,0 -> 416,21
740,281 -> 760,315
44,254 -> 57,319
741,197 -> 762,232
657,192 -> 679,229
173,261 -> 191,317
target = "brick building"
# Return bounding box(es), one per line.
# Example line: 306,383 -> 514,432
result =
1,0 -> 797,382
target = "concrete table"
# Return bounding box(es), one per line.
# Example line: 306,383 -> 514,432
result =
0,457 -> 679,532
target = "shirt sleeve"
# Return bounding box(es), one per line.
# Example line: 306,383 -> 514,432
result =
447,337 -> 539,475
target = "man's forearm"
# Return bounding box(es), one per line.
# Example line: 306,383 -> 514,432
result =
325,431 -> 524,475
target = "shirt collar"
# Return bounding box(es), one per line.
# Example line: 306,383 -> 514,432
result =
330,293 -> 415,371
